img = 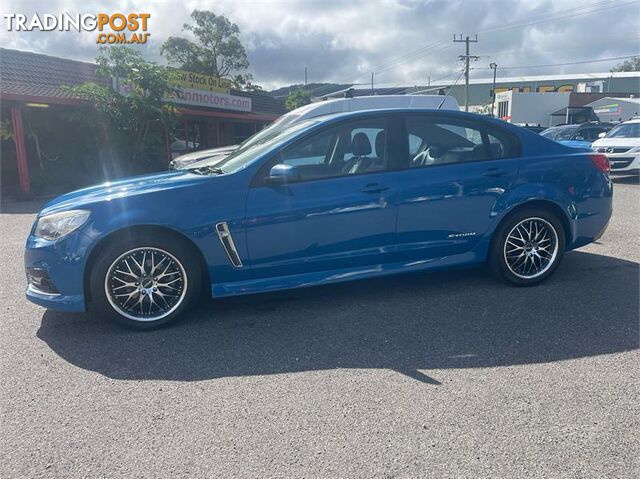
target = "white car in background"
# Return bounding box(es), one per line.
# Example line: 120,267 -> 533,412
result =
591,118 -> 640,174
169,95 -> 460,170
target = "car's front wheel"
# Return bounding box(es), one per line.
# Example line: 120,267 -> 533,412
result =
490,208 -> 566,286
89,233 -> 201,329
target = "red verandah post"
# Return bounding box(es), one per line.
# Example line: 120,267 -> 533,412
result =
10,106 -> 30,195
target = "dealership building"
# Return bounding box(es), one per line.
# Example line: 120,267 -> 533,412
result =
0,48 -> 285,197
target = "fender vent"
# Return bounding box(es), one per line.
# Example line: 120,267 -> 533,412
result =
215,222 -> 243,268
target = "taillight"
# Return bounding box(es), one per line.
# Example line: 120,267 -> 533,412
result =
589,153 -> 610,174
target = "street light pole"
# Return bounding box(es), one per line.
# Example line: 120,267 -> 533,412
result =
490,62 -> 498,117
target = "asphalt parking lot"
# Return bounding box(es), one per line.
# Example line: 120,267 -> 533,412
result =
1,176 -> 638,478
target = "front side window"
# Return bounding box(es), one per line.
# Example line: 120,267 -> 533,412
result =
273,118 -> 389,181
555,126 -> 579,140
406,116 -> 517,168
214,119 -> 321,173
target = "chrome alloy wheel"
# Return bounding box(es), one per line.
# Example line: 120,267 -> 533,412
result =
503,217 -> 559,280
104,247 -> 187,322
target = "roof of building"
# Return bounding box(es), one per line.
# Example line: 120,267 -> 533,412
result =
0,48 -> 286,115
0,48 -> 107,100
567,92 -> 638,107
232,89 -> 286,115
588,96 -> 640,104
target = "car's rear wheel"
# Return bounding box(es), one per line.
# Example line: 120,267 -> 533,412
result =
90,234 -> 201,329
490,208 -> 566,286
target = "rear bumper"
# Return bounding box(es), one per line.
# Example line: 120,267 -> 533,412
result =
569,176 -> 613,250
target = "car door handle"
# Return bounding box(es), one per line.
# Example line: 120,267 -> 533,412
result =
483,167 -> 507,178
360,183 -> 389,193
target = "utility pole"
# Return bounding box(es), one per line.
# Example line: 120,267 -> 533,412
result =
490,63 -> 498,117
453,34 -> 478,112
371,72 -> 374,94
304,66 -> 308,86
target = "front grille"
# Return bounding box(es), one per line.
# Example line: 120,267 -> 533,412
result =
609,158 -> 634,169
597,147 -> 631,154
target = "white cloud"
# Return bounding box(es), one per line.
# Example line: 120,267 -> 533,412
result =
2,0 -> 638,89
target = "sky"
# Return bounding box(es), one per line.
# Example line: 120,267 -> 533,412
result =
1,0 -> 639,90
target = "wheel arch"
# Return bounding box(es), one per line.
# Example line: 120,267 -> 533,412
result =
83,225 -> 210,304
495,199 -> 572,248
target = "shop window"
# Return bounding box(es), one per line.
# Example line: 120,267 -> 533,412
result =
233,123 -> 255,144
171,121 -> 203,158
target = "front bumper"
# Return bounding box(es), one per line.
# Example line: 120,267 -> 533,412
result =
24,230 -> 92,312
26,284 -> 85,312
603,153 -> 640,172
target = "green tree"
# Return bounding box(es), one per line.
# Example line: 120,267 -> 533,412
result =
64,46 -> 179,174
161,10 -> 251,86
610,56 -> 640,72
285,88 -> 313,110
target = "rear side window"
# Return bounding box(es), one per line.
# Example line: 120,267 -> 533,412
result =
405,116 -> 519,168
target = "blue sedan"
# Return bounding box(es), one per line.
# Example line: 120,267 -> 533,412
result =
25,109 -> 613,329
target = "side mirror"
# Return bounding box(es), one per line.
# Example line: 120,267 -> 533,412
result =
598,132 -> 607,138
265,163 -> 301,185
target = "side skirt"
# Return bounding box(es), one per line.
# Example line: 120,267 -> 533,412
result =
211,251 -> 481,298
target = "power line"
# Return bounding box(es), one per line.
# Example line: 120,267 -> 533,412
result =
292,0 -> 638,94
411,69 -> 465,95
366,0 -> 634,78
471,55 -> 637,70
478,0 -> 639,35
480,33 -> 639,58
372,40 -> 451,74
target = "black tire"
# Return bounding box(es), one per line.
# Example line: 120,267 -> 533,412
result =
489,207 -> 566,286
89,232 -> 202,330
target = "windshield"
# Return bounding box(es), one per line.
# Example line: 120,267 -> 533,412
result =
235,112 -> 302,151
605,122 -> 640,138
541,126 -> 578,140
203,119 -> 321,173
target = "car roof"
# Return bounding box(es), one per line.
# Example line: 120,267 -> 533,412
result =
547,122 -> 612,129
294,107 -> 518,131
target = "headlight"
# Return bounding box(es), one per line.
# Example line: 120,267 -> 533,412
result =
628,146 -> 640,154
34,210 -> 90,241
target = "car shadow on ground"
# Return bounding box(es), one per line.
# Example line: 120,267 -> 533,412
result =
0,200 -> 46,215
37,251 -> 639,384
611,174 -> 639,185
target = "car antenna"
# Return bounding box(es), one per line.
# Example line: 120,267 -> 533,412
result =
437,70 -> 464,109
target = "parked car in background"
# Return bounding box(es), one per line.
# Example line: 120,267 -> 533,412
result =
591,118 -> 640,173
540,122 -> 613,149
25,109 -> 612,329
169,95 -> 460,170
168,145 -> 236,170
516,123 -> 546,134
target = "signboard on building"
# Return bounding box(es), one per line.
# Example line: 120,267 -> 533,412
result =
172,88 -> 252,112
588,97 -> 640,122
173,69 -> 232,94
114,69 -> 252,113
170,69 -> 251,112
593,103 -> 621,116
